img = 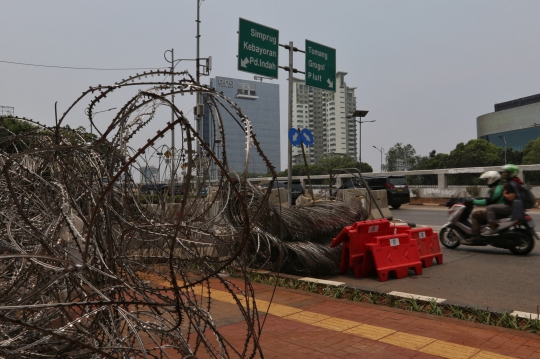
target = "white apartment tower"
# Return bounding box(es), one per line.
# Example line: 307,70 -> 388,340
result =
291,72 -> 357,165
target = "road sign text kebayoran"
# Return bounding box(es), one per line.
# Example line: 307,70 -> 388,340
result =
305,40 -> 336,91
238,18 -> 279,78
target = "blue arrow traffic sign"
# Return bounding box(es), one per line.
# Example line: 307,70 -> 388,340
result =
300,128 -> 314,147
288,128 -> 302,147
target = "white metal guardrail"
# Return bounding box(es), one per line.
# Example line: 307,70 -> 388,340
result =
248,164 -> 540,198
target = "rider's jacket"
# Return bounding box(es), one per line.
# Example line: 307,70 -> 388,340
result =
472,184 -> 505,207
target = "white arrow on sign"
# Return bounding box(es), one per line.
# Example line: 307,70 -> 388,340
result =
303,132 -> 310,141
241,57 -> 249,68
292,132 -> 298,141
327,79 -> 334,88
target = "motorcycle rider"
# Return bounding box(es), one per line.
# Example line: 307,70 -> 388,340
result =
484,164 -> 525,236
470,171 -> 505,238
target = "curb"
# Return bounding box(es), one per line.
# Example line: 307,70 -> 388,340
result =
409,202 -> 447,206
409,202 -> 446,207
247,269 -> 539,321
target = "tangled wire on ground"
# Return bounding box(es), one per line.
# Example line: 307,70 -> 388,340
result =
0,70 -> 368,358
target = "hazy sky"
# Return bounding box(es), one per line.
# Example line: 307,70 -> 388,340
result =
2,0 -> 540,171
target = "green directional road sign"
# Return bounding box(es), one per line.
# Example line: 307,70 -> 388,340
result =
238,18 -> 279,78
305,40 -> 336,92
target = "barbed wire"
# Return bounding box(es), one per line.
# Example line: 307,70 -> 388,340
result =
0,69 -> 368,357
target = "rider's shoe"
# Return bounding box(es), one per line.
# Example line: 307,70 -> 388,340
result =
481,228 -> 499,236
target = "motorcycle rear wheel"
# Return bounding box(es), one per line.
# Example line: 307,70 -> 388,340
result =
508,229 -> 535,255
439,227 -> 460,249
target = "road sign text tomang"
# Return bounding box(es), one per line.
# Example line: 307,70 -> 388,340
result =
238,18 -> 279,78
305,39 -> 336,92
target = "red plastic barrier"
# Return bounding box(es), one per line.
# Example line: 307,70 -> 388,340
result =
366,233 -> 423,282
330,225 -> 354,274
330,219 -> 392,276
390,223 -> 411,234
407,227 -> 443,268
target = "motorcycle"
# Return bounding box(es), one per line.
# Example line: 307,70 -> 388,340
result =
439,198 -> 538,255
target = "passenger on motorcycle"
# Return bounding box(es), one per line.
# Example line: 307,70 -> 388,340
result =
484,164 -> 526,236
470,171 -> 505,238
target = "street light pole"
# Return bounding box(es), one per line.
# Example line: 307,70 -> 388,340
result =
499,135 -> 507,165
347,110 -> 373,164
373,146 -> 384,172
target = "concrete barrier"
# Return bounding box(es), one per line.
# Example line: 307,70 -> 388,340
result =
339,189 -> 392,220
367,189 -> 393,220
268,188 -> 288,206
295,195 -> 313,207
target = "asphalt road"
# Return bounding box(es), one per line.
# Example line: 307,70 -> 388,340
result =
390,204 -> 540,231
324,204 -> 540,314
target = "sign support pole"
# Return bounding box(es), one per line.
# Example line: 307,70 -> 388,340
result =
170,49 -> 176,198
299,130 -> 315,201
287,41 -> 294,206
280,42 -> 305,206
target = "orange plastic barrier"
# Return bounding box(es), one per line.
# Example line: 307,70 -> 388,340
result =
407,227 -> 443,268
366,233 -> 423,282
330,219 -> 392,276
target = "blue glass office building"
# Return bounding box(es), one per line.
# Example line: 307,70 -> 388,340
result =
477,94 -> 540,151
201,76 -> 280,173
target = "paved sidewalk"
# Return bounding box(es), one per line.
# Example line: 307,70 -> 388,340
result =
165,275 -> 540,359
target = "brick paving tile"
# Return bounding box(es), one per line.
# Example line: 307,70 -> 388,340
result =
303,300 -> 534,355
525,340 -> 540,348
510,346 -> 540,358
411,353 -> 444,359
177,277 -> 540,358
390,354 -> 420,359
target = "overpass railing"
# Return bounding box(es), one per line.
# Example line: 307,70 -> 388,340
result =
247,164 -> 540,198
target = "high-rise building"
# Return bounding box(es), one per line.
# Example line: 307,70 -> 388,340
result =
201,76 -> 280,174
141,166 -> 159,183
291,71 -> 357,165
477,93 -> 540,151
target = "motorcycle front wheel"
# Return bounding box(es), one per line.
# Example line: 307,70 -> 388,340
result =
439,227 -> 460,249
508,229 -> 535,255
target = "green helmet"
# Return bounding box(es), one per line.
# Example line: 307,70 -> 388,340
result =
502,164 -> 519,178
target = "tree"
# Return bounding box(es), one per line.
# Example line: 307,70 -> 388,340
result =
385,143 -> 418,171
446,139 -> 502,168
522,136 -> 540,164
505,148 -> 523,165
277,154 -> 373,177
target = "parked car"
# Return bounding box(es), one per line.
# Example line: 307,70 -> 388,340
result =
364,175 -> 410,209
260,180 -> 305,204
166,185 -> 184,196
140,183 -> 168,195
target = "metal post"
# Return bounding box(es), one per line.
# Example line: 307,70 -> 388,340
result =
300,133 -> 314,200
348,111 -> 371,164
358,121 -> 362,164
373,146 -> 384,172
170,49 -> 176,198
196,0 -> 202,194
196,0 -> 201,84
287,41 -> 294,206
